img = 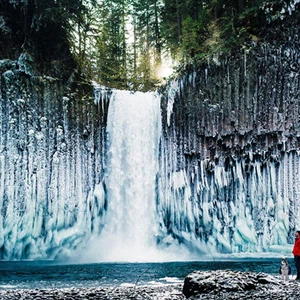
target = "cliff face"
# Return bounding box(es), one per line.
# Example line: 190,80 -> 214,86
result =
157,38 -> 300,253
0,60 -> 109,259
161,43 -> 300,164
0,25 -> 300,259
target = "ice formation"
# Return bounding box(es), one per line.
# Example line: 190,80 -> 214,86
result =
1,42 -> 300,260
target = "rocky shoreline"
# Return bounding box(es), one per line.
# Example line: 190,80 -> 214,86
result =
183,270 -> 300,300
0,284 -> 184,300
1,271 -> 300,299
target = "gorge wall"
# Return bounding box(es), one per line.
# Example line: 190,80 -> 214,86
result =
0,60 -> 110,259
0,31 -> 300,259
157,39 -> 300,254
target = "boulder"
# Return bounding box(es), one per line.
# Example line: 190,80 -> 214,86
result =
182,270 -> 280,298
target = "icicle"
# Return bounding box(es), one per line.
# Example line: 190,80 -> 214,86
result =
166,80 -> 180,126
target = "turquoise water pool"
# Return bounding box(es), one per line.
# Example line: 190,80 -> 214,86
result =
0,258 -> 292,290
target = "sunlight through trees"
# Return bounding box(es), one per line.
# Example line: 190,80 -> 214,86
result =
1,0 -> 299,89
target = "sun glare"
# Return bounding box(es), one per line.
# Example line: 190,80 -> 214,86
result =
155,57 -> 175,80
156,64 -> 174,79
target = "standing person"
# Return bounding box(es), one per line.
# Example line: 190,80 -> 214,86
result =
292,230 -> 300,280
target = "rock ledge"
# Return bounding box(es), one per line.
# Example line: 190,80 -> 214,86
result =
183,270 -> 300,299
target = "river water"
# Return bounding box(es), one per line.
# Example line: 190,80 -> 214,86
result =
0,258 -> 291,290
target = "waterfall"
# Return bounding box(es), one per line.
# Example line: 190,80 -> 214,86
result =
83,90 -> 165,261
76,89 -> 204,262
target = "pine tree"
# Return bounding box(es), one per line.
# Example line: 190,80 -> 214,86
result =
0,0 -> 94,78
93,0 -> 128,88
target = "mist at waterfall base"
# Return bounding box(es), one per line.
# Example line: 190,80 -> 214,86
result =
73,90 -> 194,263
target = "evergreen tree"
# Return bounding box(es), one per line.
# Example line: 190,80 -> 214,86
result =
130,0 -> 164,90
0,0 -> 95,78
93,0 -> 128,88
1,0 -> 299,87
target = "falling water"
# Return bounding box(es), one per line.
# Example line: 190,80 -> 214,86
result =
92,90 -> 163,261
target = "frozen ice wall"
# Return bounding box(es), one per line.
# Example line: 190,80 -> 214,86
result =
157,147 -> 300,255
1,38 -> 300,260
0,63 -> 110,259
157,44 -> 300,256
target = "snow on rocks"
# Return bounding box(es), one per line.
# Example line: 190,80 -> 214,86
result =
0,284 -> 185,300
182,270 -> 300,299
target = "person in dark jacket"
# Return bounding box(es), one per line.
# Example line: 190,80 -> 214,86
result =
292,230 -> 300,280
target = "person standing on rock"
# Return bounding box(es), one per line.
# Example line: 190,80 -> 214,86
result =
292,230 -> 300,280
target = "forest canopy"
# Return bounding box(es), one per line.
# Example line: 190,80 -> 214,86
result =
0,0 -> 299,90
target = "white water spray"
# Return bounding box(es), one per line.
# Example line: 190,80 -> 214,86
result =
89,90 -> 165,261
105,90 -> 161,260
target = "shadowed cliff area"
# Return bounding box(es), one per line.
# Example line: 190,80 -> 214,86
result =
0,0 -> 86,80
156,16 -> 300,252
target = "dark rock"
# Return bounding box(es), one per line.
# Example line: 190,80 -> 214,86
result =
0,284 -> 185,300
182,270 -> 280,298
157,38 -> 300,253
1,274 -> 300,300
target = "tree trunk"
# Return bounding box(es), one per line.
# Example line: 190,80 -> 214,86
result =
175,0 -> 182,44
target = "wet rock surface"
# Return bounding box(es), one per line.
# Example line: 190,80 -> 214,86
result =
1,271 -> 300,299
0,284 -> 184,299
183,270 -> 300,299
157,38 -> 300,253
